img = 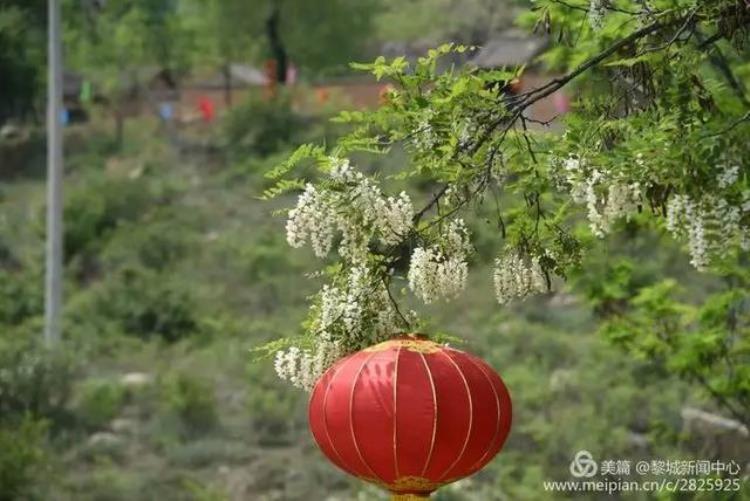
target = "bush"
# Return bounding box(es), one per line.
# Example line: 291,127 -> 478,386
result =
223,93 -> 304,158
76,378 -> 126,429
161,372 -> 217,436
0,266 -> 43,325
63,170 -> 175,262
101,218 -> 191,271
0,416 -> 49,500
91,266 -> 199,342
0,337 -> 77,426
166,438 -> 251,468
246,363 -> 301,445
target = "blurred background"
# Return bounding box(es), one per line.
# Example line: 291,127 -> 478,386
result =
0,1 -> 746,500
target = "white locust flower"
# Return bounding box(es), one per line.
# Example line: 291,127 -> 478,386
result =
274,338 -> 344,391
493,252 -> 547,305
408,247 -> 468,304
588,0 -> 606,30
286,184 -> 335,258
407,220 -> 471,304
664,192 -> 750,270
286,159 -> 415,259
717,164 -> 739,189
380,192 -> 414,245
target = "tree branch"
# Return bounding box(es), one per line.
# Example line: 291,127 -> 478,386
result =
469,18 -> 674,156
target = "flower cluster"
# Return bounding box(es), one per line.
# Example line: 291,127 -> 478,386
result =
588,0 -> 607,30
380,192 -> 414,245
279,158 -> 419,389
666,192 -> 749,270
718,164 -> 740,189
273,335 -> 343,390
493,250 -> 547,305
412,110 -> 438,153
557,153 -> 749,270
286,157 -> 414,260
408,219 -> 471,303
274,260 -> 402,390
454,118 -> 477,150
559,155 -> 642,238
286,184 -> 334,257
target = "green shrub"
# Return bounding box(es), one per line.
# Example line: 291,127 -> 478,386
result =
0,337 -> 77,426
223,93 -> 304,158
76,378 -> 126,429
101,218 -> 191,270
64,174 -> 146,258
0,416 -> 48,500
166,438 -> 251,468
0,266 -> 43,325
161,372 -> 217,436
246,363 -> 301,445
92,266 -> 199,342
183,480 -> 229,501
63,170 -> 175,262
69,467 -> 143,501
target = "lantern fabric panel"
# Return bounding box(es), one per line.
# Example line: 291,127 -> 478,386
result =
351,350 -> 397,483
465,353 -> 513,473
393,349 -> 437,479
316,350 -> 375,479
307,356 -> 354,475
420,350 -> 473,481
439,349 -> 501,480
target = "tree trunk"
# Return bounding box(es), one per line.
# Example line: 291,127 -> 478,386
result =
222,62 -> 232,107
114,106 -> 124,149
266,2 -> 287,85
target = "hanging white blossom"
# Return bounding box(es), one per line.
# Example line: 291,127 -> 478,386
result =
665,192 -> 749,270
717,164 -> 740,189
556,152 -> 749,270
286,183 -> 335,258
588,0 -> 607,30
556,155 -> 642,238
274,262 -> 402,390
412,109 -> 437,153
408,219 -> 471,304
493,251 -> 547,305
286,158 -> 414,260
274,335 -> 344,391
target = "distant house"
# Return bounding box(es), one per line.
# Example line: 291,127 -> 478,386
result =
306,31 -> 567,121
140,68 -> 181,104
470,30 -> 568,126
182,63 -> 269,111
302,42 -> 466,112
470,30 -> 548,69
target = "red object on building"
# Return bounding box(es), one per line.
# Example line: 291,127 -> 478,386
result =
308,334 -> 512,500
264,59 -> 278,98
315,87 -> 330,104
379,84 -> 395,105
197,96 -> 215,122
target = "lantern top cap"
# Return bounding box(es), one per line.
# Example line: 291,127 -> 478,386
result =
395,332 -> 429,340
364,333 -> 443,354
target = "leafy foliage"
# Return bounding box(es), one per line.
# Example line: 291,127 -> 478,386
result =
75,378 -> 127,429
161,371 -> 218,436
0,337 -> 77,425
0,416 -> 49,500
269,2 -> 750,430
0,0 -> 46,124
223,93 -> 305,158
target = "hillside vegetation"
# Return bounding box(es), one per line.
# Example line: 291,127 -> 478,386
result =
1,96 -> 744,500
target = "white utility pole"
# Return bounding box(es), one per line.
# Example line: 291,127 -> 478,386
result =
44,0 -> 63,346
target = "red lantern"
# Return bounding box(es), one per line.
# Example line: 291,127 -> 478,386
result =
308,334 -> 512,500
